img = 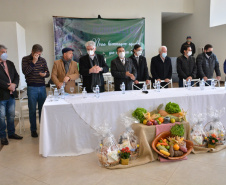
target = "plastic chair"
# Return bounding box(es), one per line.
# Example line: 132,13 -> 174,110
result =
183,79 -> 200,87
154,79 -> 173,88
132,81 -> 151,90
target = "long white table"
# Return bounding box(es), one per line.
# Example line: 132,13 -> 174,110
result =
39,87 -> 226,157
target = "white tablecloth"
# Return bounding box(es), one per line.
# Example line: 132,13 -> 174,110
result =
39,87 -> 226,157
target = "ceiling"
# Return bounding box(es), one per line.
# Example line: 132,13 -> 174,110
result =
162,12 -> 192,23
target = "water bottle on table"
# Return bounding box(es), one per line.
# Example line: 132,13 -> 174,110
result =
120,82 -> 125,94
82,87 -> 87,98
211,79 -> 215,89
200,79 -> 205,90
187,79 -> 191,90
60,86 -> 65,99
156,81 -> 160,92
54,88 -> 59,101
96,85 -> 100,98
142,82 -> 147,91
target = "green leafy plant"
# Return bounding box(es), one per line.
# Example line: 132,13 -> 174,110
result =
120,147 -> 131,159
132,107 -> 147,123
170,124 -> 184,137
165,102 -> 181,114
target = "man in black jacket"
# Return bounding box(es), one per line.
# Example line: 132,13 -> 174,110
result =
177,45 -> 197,87
151,46 -> 172,88
180,36 -> 196,56
129,44 -> 150,89
0,45 -> 23,145
196,44 -> 221,84
79,41 -> 109,93
111,46 -> 137,91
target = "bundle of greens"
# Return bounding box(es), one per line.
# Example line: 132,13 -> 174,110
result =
165,102 -> 181,114
132,108 -> 147,123
170,124 -> 184,137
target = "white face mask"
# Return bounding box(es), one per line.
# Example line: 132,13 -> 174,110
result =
118,52 -> 125,59
87,50 -> 94,56
161,52 -> 167,58
0,53 -> 8,61
187,51 -> 192,56
136,50 -> 142,56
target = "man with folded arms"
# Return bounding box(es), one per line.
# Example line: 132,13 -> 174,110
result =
51,47 -> 79,93
111,46 -> 137,91
0,44 -> 23,145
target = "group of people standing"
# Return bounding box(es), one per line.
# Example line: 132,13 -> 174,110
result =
0,37 -> 222,145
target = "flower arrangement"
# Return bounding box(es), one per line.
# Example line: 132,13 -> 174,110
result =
206,134 -> 219,145
120,147 -> 131,159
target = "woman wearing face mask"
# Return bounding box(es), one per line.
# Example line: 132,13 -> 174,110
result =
111,46 -> 137,91
129,44 -> 150,90
177,45 -> 197,87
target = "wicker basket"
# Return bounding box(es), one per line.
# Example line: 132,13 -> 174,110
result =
151,131 -> 193,160
97,153 -> 120,167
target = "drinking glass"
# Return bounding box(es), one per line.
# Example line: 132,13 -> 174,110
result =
70,87 -> 74,96
48,91 -> 53,102
153,83 -> 156,90
93,87 -> 96,97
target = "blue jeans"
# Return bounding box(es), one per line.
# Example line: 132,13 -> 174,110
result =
0,96 -> 16,138
27,86 -> 46,132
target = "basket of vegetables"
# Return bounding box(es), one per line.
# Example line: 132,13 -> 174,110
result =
151,124 -> 193,160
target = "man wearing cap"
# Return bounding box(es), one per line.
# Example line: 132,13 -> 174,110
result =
22,44 -> 50,138
0,44 -> 23,145
51,47 -> 79,93
180,36 -> 196,56
79,41 -> 109,93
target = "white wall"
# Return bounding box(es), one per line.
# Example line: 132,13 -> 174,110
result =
0,0 -> 193,82
210,0 -> 226,27
162,0 -> 226,79
0,22 -> 26,88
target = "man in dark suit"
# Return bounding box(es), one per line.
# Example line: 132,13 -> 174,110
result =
111,46 -> 137,91
151,46 -> 172,88
79,41 -> 109,93
0,45 -> 23,145
196,44 -> 221,84
129,44 -> 150,89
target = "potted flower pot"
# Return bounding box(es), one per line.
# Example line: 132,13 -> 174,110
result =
121,158 -> 129,165
208,143 -> 216,148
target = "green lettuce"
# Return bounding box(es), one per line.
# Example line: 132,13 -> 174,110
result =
132,108 -> 147,123
165,102 -> 181,114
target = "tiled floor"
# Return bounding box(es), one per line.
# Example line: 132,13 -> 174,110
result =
1,120 -> 226,185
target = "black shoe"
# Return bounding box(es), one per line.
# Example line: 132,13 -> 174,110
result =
1,138 -> 9,145
8,133 -> 23,140
31,131 -> 38,138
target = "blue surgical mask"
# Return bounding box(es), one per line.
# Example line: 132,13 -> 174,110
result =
0,53 -> 8,61
161,53 -> 167,58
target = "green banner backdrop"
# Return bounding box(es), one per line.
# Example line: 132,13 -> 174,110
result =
53,17 -> 145,67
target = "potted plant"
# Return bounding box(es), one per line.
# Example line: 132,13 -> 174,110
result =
120,147 -> 131,165
207,134 -> 218,148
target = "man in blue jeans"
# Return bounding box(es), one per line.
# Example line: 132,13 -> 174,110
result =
0,44 -> 23,145
22,44 -> 50,137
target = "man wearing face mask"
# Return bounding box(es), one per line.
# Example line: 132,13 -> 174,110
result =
111,46 -> 137,91
79,41 -> 109,93
129,44 -> 150,90
0,45 -> 23,145
196,44 -> 221,84
51,48 -> 79,93
151,46 -> 172,88
22,44 -> 50,138
177,45 -> 197,87
180,36 -> 196,56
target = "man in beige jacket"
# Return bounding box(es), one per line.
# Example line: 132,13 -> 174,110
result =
51,48 -> 79,93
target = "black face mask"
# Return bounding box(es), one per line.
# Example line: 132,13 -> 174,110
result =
206,51 -> 212,56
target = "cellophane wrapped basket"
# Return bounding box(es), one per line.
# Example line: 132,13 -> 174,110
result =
118,115 -> 139,160
94,122 -> 120,167
191,113 -> 207,147
204,107 -> 226,145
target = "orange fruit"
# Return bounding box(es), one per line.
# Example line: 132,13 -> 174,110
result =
173,144 -> 179,151
158,117 -> 164,123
